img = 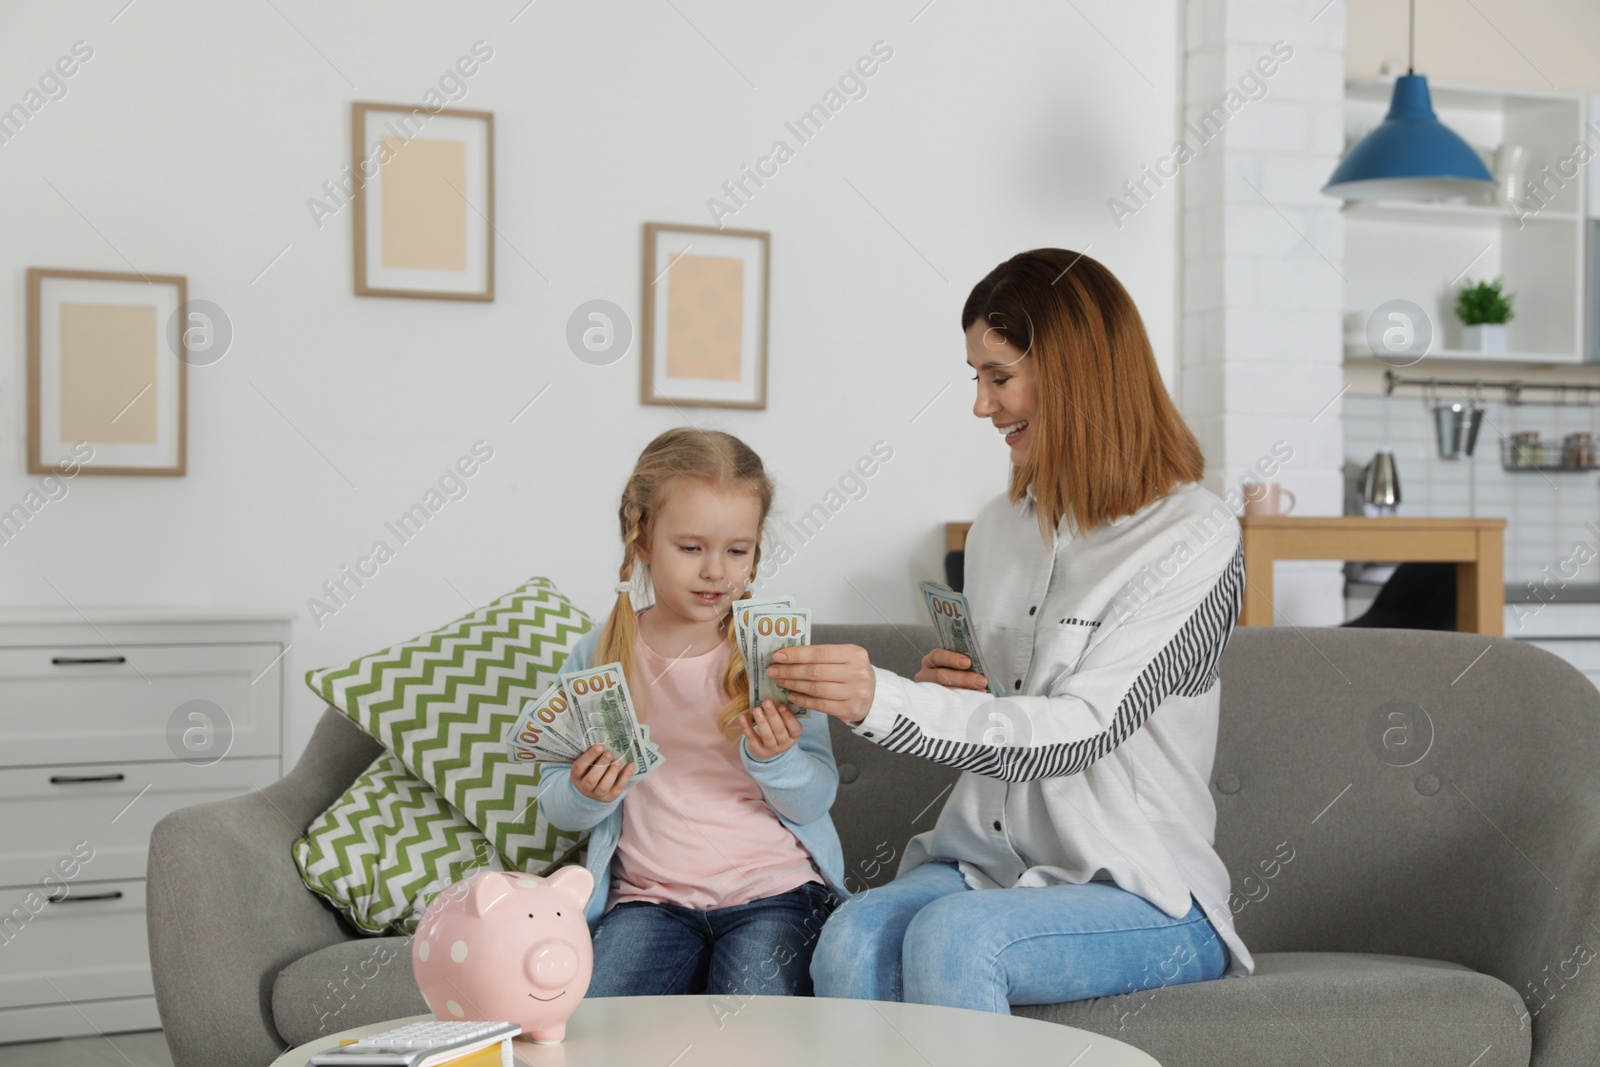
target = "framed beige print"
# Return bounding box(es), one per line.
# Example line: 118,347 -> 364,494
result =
27,267 -> 187,476
352,102 -> 494,301
641,222 -> 769,409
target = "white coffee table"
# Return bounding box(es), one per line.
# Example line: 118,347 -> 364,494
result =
271,996 -> 1160,1066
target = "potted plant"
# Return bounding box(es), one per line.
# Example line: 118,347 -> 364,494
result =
1455,277 -> 1514,353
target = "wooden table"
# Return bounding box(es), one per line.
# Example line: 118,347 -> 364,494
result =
271,997 -> 1161,1066
1239,515 -> 1506,634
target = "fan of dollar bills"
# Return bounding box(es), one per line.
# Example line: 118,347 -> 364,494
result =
506,595 -> 814,771
506,661 -> 664,775
919,580 -> 1005,697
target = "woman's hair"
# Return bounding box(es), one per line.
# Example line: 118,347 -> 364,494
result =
596,426 -> 773,739
961,248 -> 1204,542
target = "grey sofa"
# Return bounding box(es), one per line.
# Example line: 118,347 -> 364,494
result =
148,624 -> 1600,1067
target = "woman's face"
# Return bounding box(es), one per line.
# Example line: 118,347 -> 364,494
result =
966,318 -> 1037,467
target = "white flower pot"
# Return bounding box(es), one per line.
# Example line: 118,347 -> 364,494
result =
1462,324 -> 1508,353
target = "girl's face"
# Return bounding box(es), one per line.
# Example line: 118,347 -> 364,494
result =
635,478 -> 761,627
966,318 -> 1037,467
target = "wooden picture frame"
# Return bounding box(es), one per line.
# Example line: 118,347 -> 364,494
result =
27,267 -> 187,476
352,101 -> 494,301
640,222 -> 770,409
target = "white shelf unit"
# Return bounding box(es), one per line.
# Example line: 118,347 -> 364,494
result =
0,611 -> 291,1044
1342,77 -> 1591,365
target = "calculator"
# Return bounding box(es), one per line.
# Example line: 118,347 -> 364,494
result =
307,1020 -> 521,1066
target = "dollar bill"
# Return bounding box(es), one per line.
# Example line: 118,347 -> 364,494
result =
919,580 -> 1005,697
506,683 -> 585,764
560,661 -> 653,775
734,595 -> 795,705
749,607 -> 812,712
733,594 -> 795,677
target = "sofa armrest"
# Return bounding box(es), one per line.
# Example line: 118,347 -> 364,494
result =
148,710 -> 381,1067
1486,791 -> 1600,1067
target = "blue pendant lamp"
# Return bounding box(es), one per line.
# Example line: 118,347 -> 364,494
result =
1323,0 -> 1497,200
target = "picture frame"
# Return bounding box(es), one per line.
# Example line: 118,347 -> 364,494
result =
640,222 -> 769,409
26,267 -> 187,476
352,101 -> 494,301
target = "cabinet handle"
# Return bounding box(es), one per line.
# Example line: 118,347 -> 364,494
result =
49,773 -> 126,785
51,655 -> 127,666
47,890 -> 124,905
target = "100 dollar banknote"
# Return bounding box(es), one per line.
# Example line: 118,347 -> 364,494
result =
749,606 -> 812,713
919,580 -> 1005,696
559,661 -> 658,776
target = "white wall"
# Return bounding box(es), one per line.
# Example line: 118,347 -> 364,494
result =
0,0 -> 1183,765
1179,0 -> 1347,626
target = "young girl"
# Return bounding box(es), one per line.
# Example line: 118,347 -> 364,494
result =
538,427 -> 846,998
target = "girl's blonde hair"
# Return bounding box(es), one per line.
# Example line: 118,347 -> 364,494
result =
595,427 -> 773,739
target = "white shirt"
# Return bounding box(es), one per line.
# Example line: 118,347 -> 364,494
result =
852,481 -> 1255,977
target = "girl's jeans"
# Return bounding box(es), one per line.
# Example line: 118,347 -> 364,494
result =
588,880 -> 837,997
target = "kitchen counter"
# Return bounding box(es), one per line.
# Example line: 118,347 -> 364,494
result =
1351,579 -> 1600,603
1504,582 -> 1600,603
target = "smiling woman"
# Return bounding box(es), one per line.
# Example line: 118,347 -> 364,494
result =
774,249 -> 1255,1014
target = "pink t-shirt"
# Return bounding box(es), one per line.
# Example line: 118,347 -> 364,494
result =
607,632 -> 822,911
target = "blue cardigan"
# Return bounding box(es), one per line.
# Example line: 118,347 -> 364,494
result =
536,627 -> 850,926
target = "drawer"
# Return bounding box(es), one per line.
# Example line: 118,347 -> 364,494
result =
0,878 -> 151,1009
0,642 -> 283,767
0,997 -> 159,1045
0,757 -> 280,885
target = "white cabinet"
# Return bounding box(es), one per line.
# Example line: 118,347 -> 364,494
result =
1505,601 -> 1600,692
0,611 -> 291,1044
1343,78 -> 1590,364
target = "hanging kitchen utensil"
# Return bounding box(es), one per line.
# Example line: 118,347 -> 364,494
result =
1461,382 -> 1485,456
1433,401 -> 1466,458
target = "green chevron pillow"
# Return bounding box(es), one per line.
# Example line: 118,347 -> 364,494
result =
294,751 -> 521,934
302,576 -> 592,883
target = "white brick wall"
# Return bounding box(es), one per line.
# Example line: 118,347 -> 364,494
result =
1179,0 -> 1348,625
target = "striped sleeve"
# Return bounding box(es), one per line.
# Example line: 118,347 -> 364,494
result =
857,543 -> 1244,783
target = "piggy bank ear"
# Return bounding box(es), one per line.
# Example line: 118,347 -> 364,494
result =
544,865 -> 594,907
467,871 -> 512,918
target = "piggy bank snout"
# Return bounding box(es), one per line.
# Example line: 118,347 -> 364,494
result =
526,939 -> 580,989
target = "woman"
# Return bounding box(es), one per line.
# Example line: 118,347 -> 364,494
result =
769,248 -> 1254,1013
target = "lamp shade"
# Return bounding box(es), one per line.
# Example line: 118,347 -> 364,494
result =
1324,75 -> 1498,200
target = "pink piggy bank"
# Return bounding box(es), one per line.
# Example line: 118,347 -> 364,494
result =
411,866 -> 595,1044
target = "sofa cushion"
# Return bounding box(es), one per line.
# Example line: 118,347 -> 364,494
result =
293,751 -> 518,935
272,936 -> 425,1047
302,576 -> 592,874
1016,951 -> 1530,1067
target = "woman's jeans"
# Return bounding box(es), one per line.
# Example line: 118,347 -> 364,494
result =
810,860 -> 1229,1013
588,881 -> 837,997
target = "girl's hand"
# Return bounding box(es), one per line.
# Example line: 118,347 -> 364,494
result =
740,699 -> 803,761
914,648 -> 990,691
570,744 -> 635,803
766,644 -> 875,726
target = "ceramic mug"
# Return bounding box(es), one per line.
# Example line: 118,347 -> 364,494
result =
1242,482 -> 1296,516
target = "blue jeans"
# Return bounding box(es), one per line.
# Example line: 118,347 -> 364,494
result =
810,860 -> 1229,1013
588,881 -> 837,997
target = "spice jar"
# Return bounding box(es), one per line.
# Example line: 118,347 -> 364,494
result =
1511,431 -> 1543,468
1565,432 -> 1595,469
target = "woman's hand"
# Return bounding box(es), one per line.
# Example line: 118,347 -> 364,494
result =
914,648 -> 990,691
740,699 -> 803,760
570,744 -> 635,803
766,644 -> 875,726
